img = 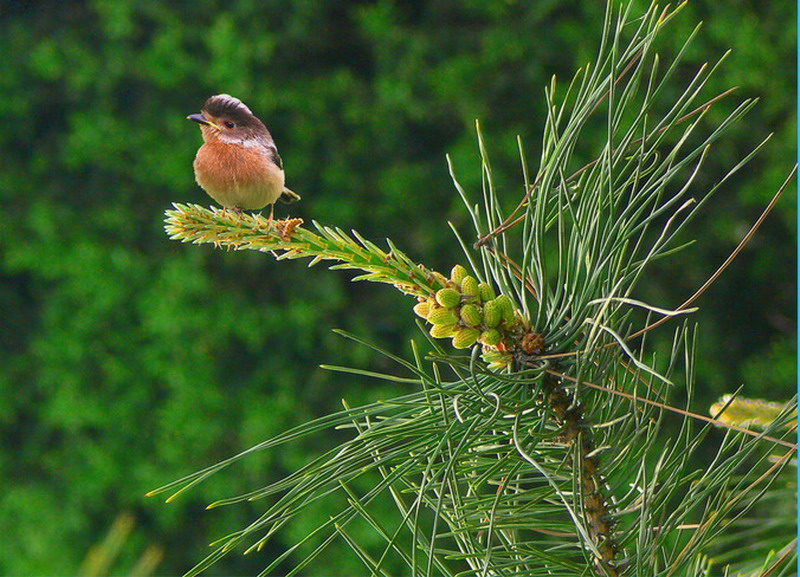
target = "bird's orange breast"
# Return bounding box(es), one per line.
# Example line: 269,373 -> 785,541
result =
193,142 -> 285,210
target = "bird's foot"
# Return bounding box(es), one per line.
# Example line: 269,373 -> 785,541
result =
220,206 -> 244,218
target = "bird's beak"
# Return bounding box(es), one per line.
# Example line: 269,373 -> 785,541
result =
187,112 -> 221,130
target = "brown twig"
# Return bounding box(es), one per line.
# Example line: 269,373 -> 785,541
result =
475,87 -> 739,249
758,538 -> 798,577
549,369 -> 797,450
629,163 -> 797,340
666,448 -> 796,576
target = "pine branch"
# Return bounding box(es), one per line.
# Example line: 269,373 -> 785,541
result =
165,204 -> 534,366
165,203 -> 445,298
164,202 -> 624,573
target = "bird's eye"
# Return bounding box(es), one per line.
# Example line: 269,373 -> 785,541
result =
223,121 -> 235,129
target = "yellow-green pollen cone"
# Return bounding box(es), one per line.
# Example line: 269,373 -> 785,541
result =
413,264 -> 529,369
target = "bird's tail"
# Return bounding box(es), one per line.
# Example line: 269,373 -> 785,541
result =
278,187 -> 301,204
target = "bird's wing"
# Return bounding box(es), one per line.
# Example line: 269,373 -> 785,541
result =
265,144 -> 283,170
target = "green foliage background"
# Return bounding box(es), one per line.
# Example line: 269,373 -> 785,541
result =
0,1 -> 795,575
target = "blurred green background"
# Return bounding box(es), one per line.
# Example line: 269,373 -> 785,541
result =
0,1 -> 795,575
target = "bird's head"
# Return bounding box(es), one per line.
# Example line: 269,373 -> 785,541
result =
188,94 -> 272,145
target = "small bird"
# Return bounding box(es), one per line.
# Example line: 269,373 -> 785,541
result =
188,94 -> 300,222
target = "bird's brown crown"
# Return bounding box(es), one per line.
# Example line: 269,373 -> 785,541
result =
203,94 -> 262,128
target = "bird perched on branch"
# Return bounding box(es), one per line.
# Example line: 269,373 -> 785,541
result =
188,94 -> 300,223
